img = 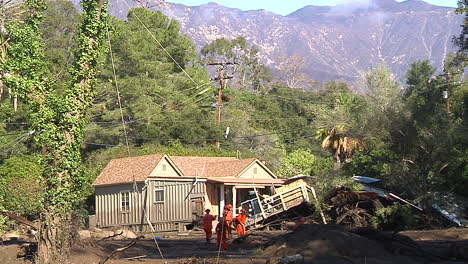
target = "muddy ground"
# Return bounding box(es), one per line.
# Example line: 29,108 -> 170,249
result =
0,226 -> 467,264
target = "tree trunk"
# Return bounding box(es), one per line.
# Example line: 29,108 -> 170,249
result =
37,211 -> 72,263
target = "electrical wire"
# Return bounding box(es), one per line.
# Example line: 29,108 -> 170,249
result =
0,132 -> 30,155
106,21 -> 131,157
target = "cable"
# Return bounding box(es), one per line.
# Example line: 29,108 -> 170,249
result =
88,127 -> 311,143
106,6 -> 167,259
90,117 -> 309,124
0,131 -> 28,137
106,21 -> 131,157
0,132 -> 29,155
1,117 -> 312,126
83,131 -> 317,150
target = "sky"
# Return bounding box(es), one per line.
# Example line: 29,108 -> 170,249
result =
168,0 -> 458,16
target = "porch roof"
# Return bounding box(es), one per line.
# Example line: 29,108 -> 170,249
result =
207,177 -> 284,185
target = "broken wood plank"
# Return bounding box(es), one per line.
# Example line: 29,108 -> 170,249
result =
0,210 -> 38,230
127,255 -> 147,261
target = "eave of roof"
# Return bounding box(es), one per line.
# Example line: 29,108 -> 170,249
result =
207,178 -> 284,184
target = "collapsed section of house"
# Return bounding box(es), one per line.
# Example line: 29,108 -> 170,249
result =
92,154 -> 289,232
91,154 -> 467,233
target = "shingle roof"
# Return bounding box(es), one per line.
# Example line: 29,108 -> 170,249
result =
203,158 -> 257,178
93,154 -> 164,185
170,156 -> 239,177
94,154 -> 276,186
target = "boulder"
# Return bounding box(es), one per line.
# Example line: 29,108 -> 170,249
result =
114,229 -> 137,239
2,232 -> 20,241
78,230 -> 92,240
92,230 -> 115,239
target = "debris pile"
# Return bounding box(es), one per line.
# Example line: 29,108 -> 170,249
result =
260,224 -> 468,264
325,187 -> 382,227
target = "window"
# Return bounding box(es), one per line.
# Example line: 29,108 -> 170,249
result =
154,188 -> 164,203
121,192 -> 130,212
253,167 -> 258,174
162,164 -> 167,171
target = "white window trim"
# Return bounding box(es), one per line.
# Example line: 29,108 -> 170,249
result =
120,191 -> 131,212
154,188 -> 165,203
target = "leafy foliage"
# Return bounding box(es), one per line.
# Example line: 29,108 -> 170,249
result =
0,155 -> 44,216
277,148 -> 334,178
0,0 -> 466,247
371,204 -> 416,231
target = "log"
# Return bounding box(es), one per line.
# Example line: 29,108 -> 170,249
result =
99,235 -> 144,264
0,210 -> 38,230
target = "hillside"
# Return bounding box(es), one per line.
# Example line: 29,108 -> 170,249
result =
70,0 -> 462,81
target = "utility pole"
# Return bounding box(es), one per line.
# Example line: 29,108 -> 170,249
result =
445,72 -> 451,115
207,62 -> 235,147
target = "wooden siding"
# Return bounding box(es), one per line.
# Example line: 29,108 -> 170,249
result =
238,162 -> 274,179
148,179 -> 205,226
95,183 -> 146,228
95,179 -> 206,232
149,157 -> 181,177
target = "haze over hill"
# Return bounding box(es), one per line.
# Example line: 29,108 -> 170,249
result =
72,0 -> 462,81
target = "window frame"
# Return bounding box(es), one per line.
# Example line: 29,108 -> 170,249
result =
154,188 -> 165,203
120,191 -> 131,212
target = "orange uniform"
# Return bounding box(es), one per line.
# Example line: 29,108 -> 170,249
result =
236,208 -> 248,236
203,211 -> 216,243
222,204 -> 233,238
215,220 -> 228,250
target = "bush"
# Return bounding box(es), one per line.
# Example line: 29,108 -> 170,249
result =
371,204 -> 415,231
0,214 -> 13,233
0,155 -> 44,217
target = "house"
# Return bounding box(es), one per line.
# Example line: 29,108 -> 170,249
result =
92,153 -> 284,232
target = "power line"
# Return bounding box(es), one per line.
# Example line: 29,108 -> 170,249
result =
84,132 -> 317,150
0,132 -> 30,155
0,117 -> 313,126
85,127 -> 316,146
106,21 -> 131,156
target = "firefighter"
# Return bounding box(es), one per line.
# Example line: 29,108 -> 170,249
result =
222,204 -> 234,238
236,207 -> 248,236
203,209 -> 216,244
215,218 -> 229,250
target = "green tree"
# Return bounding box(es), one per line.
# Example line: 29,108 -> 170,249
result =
313,86 -> 366,164
277,148 -> 333,178
41,0 -> 80,81
1,0 -> 108,262
87,9 -> 219,149
201,36 -> 271,90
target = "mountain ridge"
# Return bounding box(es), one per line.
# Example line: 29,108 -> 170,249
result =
70,0 -> 462,81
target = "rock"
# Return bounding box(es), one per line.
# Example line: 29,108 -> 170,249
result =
114,229 -> 137,239
78,230 -> 92,240
2,232 -> 20,241
92,230 -> 114,239
278,254 -> 304,264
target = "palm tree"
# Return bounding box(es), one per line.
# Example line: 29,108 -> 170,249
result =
316,125 -> 365,164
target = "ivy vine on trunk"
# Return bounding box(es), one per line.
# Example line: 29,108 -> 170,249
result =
0,0 -> 108,263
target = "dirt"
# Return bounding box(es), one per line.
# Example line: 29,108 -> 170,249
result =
0,226 -> 467,264
260,225 -> 468,264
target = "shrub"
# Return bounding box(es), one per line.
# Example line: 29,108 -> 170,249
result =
0,155 -> 44,217
371,204 -> 415,231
